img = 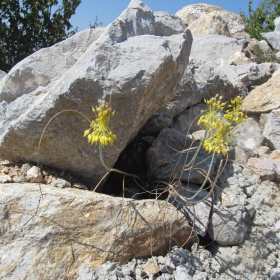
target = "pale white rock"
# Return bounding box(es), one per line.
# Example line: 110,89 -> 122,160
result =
175,4 -> 246,38
0,175 -> 12,183
0,70 -> 6,81
26,165 -> 44,183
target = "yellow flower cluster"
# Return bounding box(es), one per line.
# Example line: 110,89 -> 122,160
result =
84,100 -> 117,147
197,95 -> 226,132
224,96 -> 247,124
198,95 -> 246,156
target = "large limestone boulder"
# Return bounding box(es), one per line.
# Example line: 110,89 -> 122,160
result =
0,183 -> 197,279
0,0 -> 192,184
175,4 -> 246,39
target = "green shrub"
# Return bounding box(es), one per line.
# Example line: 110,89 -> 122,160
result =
241,0 -> 280,40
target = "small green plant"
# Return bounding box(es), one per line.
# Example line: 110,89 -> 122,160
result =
166,95 -> 247,201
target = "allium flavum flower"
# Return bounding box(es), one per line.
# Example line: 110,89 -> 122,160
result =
198,95 -> 247,156
224,96 -> 247,124
84,99 -> 117,147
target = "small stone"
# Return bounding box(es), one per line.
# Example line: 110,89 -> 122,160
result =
72,183 -> 88,190
247,157 -> 275,181
51,178 -> 71,188
0,175 -> 12,183
21,163 -> 32,175
254,146 -> 271,158
26,166 -> 44,183
12,176 -> 27,183
173,265 -> 193,280
142,260 -> 160,276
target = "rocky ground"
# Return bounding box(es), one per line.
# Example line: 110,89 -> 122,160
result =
1,157 -> 280,280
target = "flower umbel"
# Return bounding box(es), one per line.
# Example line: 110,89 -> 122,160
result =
224,96 -> 247,124
198,95 -> 246,156
84,100 -> 117,147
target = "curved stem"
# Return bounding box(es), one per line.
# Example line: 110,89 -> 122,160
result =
184,129 -> 209,169
186,151 -> 216,200
99,143 -> 141,180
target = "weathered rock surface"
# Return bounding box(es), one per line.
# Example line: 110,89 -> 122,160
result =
263,110 -> 280,150
241,71 -> 280,113
0,70 -> 6,80
247,157 -> 275,180
168,183 -> 212,236
208,205 -> 249,245
161,33 -> 279,117
261,17 -> 280,50
0,0 -> 192,185
175,4 -> 246,39
233,118 -> 264,156
0,183 -> 197,279
146,128 -> 217,184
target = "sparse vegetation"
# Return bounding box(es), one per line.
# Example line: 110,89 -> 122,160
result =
241,0 -> 280,40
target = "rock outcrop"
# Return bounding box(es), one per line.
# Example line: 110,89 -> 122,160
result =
0,0 -> 192,185
175,4 -> 246,39
1,1 -> 280,279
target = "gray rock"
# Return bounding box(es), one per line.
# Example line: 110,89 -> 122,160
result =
146,128 -> 217,184
77,263 -> 97,280
0,70 -> 6,80
261,31 -> 280,50
141,112 -> 172,134
51,178 -> 71,188
274,17 -> 280,31
233,118 -> 264,156
168,183 -> 212,236
172,103 -> 207,134
208,206 -> 248,245
154,11 -> 187,36
173,265 -> 193,280
263,110 -> 280,150
190,34 -> 244,66
163,57 -> 278,118
270,268 -> 280,280
261,17 -> 280,50
0,0 -> 192,185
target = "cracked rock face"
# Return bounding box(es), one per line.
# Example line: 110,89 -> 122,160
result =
0,0 -> 192,185
0,183 -> 197,279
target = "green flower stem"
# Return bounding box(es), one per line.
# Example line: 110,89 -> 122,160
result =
184,154 -> 213,171
99,143 -> 140,179
99,142 -> 113,171
186,151 -> 216,200
184,129 -> 209,169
